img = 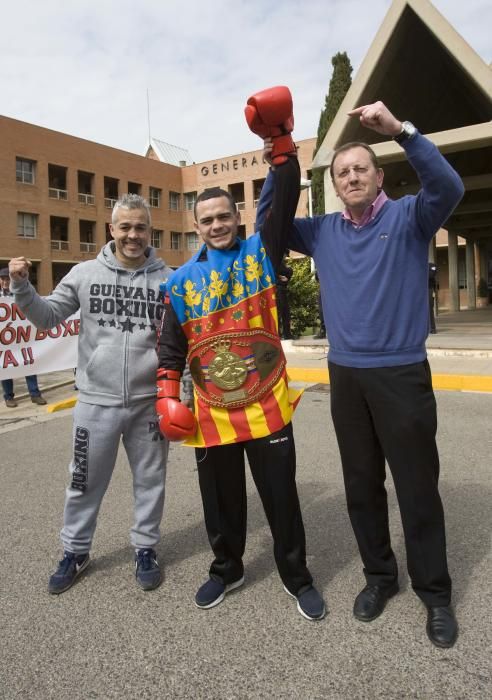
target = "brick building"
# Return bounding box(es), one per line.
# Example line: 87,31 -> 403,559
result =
0,114 -> 315,294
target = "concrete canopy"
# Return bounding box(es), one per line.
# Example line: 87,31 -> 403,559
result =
313,0 -> 492,240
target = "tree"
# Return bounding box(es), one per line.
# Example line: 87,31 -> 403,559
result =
311,52 -> 353,215
286,257 -> 319,337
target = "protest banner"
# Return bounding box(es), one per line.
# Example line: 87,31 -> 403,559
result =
0,299 -> 79,380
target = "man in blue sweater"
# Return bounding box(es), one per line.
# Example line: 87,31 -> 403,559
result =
260,101 -> 463,648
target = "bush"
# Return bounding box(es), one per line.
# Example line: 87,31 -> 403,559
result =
286,258 -> 319,337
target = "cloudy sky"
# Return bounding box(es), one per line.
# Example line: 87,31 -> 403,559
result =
1,0 -> 490,164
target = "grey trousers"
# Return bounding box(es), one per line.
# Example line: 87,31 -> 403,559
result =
61,401 -> 168,553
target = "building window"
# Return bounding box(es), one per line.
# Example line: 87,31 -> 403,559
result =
17,212 -> 37,238
78,171 -> 95,205
79,220 -> 96,253
151,229 -> 163,249
184,191 -> 197,211
16,158 -> 36,184
104,177 -> 119,208
229,183 -> 245,211
48,164 -> 68,200
170,231 -> 182,250
128,181 -> 141,195
253,178 -> 266,207
186,232 -> 200,251
169,191 -> 180,211
149,187 -> 161,208
50,216 -> 69,251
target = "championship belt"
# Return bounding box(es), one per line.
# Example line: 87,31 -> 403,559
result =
188,329 -> 285,409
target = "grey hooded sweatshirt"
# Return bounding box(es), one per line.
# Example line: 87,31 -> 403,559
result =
12,242 -> 174,407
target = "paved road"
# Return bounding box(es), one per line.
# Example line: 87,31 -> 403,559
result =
1,387 -> 491,699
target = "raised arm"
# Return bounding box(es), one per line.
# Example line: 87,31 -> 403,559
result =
244,86 -> 300,270
9,256 -> 80,327
259,156 -> 300,270
349,101 -> 464,236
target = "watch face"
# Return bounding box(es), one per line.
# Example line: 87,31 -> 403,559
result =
402,121 -> 416,137
394,121 -> 416,144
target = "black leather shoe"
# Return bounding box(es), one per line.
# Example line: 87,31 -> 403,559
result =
353,583 -> 399,621
426,606 -> 458,648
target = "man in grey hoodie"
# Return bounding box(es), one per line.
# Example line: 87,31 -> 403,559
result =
9,194 -> 174,594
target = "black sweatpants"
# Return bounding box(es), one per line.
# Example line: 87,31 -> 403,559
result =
195,422 -> 313,595
329,360 -> 451,607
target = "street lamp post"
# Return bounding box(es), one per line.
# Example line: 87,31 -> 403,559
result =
300,177 -> 313,218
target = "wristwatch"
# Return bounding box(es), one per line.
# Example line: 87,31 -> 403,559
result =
394,121 -> 417,145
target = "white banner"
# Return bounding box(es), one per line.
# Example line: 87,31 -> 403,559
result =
0,299 -> 79,380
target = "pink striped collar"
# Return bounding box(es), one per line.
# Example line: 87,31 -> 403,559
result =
342,190 -> 388,227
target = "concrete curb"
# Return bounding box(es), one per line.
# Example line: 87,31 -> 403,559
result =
14,379 -> 76,402
287,367 -> 492,393
10,366 -> 492,419
46,396 -> 78,413
288,342 -> 492,359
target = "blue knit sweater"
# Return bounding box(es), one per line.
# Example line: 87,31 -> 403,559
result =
258,133 -> 464,368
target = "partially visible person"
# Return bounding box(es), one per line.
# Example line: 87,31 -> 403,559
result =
156,86 -> 325,621
260,101 -> 464,648
1,375 -> 46,408
0,267 -> 46,407
428,262 -> 438,334
276,258 -> 293,339
9,194 -> 174,595
1,267 -> 13,294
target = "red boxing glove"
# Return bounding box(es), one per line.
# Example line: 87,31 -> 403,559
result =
156,368 -> 196,442
245,85 -> 296,165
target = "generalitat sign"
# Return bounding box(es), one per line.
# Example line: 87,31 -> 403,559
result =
200,153 -> 267,177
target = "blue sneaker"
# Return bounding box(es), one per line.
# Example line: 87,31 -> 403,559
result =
195,576 -> 244,609
48,552 -> 90,594
284,585 -> 326,621
135,549 -> 162,590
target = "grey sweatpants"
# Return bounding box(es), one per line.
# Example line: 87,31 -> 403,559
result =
61,401 -> 168,553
